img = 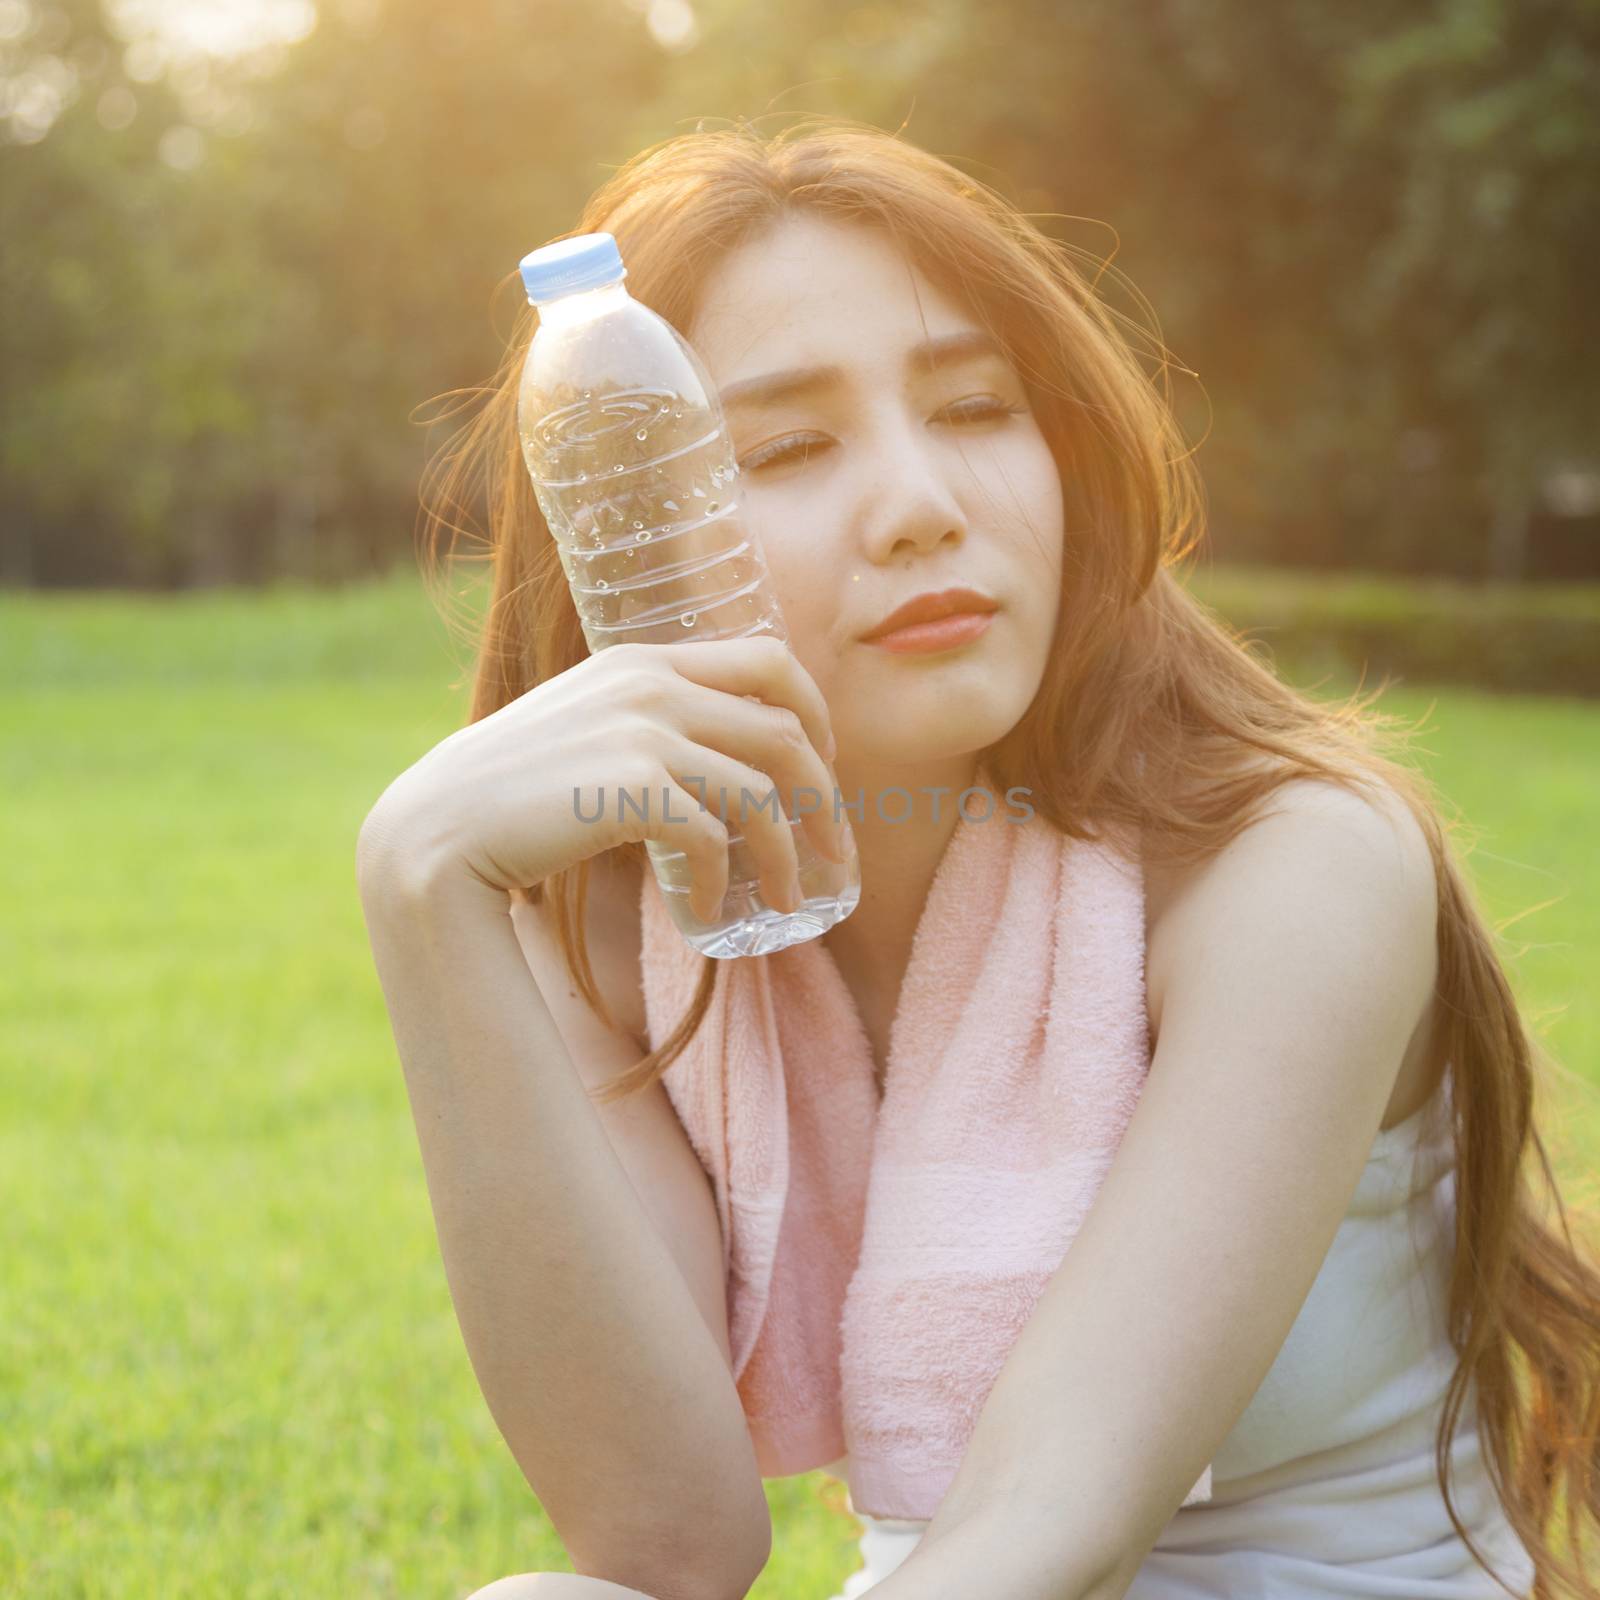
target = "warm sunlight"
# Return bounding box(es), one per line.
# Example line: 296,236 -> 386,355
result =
105,0 -> 318,59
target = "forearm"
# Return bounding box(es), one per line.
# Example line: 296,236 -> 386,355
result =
863,1503 -> 1122,1600
356,849 -> 768,1595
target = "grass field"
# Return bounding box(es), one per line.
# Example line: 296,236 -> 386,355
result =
2,569 -> 1595,1598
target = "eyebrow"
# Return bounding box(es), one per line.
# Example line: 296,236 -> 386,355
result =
717,329 -> 1008,415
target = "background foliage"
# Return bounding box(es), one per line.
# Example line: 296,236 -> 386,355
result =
2,0 -> 1597,589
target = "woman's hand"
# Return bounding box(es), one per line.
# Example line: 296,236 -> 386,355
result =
357,635 -> 849,921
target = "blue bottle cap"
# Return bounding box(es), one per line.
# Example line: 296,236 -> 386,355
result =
518,232 -> 627,305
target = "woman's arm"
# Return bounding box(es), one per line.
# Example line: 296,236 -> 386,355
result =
356,846 -> 770,1600
507,873 -> 736,1376
868,778 -> 1439,1600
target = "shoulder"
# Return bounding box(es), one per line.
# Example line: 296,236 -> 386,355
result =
1143,773 -> 1438,1041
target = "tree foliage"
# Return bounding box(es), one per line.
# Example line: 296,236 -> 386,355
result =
1,0 -> 1595,586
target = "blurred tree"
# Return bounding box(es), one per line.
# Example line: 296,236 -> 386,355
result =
229,0 -> 673,584
640,0 -> 1600,579
1342,0 -> 1600,580
2,0 -> 669,585
1,0 -> 1595,585
1,0 -> 310,584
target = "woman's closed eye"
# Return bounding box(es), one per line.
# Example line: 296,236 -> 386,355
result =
736,395 -> 1028,474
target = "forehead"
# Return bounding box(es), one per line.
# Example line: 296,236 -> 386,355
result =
685,212 -> 983,381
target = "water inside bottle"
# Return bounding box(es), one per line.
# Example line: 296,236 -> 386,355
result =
644,816 -> 860,959
521,382 -> 780,647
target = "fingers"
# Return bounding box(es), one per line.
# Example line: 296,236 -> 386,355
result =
651,741 -> 804,921
646,635 -> 838,769
655,776 -> 732,924
596,636 -> 847,925
669,682 -> 849,870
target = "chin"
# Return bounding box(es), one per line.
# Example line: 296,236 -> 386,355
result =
845,712 -> 1020,769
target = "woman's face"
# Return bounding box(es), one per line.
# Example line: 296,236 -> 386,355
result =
686,211 -> 1064,772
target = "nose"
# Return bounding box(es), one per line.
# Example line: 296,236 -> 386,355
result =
855,404 -> 969,564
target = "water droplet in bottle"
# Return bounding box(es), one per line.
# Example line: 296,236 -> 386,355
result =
681,612 -> 697,626
632,520 -> 644,530
596,578 -> 609,589
708,502 -> 719,514
637,530 -> 652,542
635,429 -> 647,441
613,463 -> 624,473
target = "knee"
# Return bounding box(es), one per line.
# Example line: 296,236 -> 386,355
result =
464,1577 -> 667,1600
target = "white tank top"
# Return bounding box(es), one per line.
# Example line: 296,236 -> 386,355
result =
821,1078 -> 1537,1598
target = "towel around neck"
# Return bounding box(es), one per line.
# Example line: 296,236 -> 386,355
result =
636,802 -> 1214,1520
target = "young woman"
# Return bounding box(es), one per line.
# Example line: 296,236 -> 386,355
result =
355,118 -> 1599,1600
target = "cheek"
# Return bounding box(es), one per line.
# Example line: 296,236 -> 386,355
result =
1000,446 -> 1065,656
759,541 -> 819,626
1008,440 -> 1066,555
755,544 -> 843,687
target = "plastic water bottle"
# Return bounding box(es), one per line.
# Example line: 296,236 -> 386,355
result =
515,231 -> 861,959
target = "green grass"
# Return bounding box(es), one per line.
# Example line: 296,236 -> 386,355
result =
2,568 -> 1595,1597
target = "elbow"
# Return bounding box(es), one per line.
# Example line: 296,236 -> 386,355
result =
564,1499 -> 772,1600
688,1504 -> 771,1600
721,1526 -> 773,1600
727,1506 -> 774,1599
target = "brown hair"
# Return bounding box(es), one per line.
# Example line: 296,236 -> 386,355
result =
416,114 -> 1599,1594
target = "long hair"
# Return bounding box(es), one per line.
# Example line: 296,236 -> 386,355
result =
415,115 -> 1599,1596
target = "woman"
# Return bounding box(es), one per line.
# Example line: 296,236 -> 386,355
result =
355,118 -> 1598,1599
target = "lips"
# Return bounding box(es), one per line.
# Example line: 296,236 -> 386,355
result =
859,586 -> 999,642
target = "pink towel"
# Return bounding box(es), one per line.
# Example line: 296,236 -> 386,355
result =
637,802 -> 1215,1521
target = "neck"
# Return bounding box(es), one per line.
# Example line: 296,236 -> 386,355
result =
821,750 -> 986,989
